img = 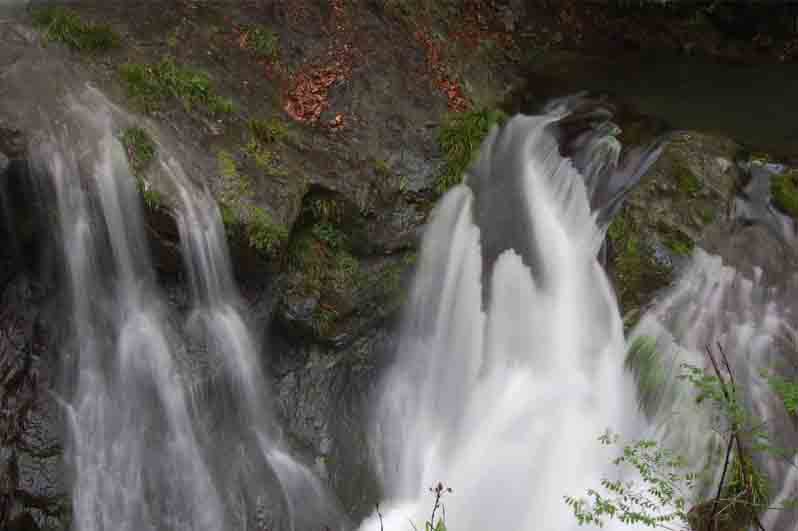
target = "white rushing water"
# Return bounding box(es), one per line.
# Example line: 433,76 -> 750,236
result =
362,112 -> 651,531
33,87 -> 344,531
362,110 -> 798,531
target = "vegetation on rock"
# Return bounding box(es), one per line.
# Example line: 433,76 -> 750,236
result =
31,7 -> 120,52
771,170 -> 798,217
120,126 -> 164,210
607,210 -> 672,323
243,26 -> 280,60
216,150 -> 288,258
119,57 -> 234,115
437,108 -> 507,194
121,127 -> 156,175
568,343 -> 798,531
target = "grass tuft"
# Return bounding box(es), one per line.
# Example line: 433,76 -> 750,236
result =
121,127 -> 156,175
32,7 -> 120,52
247,26 -> 280,60
437,108 -> 507,194
119,57 -> 234,115
771,170 -> 798,217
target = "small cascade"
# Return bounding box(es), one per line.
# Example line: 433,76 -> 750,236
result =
631,250 -> 798,530
29,86 -> 344,531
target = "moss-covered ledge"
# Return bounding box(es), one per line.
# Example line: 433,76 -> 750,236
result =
608,131 -> 743,327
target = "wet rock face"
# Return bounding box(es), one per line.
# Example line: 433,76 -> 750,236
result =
0,276 -> 69,531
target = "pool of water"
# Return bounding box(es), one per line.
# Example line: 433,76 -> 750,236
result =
526,51 -> 798,157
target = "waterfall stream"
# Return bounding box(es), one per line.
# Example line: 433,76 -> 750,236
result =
31,87 -> 344,531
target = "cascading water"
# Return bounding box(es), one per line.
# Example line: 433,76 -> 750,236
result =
362,110 -> 656,531
29,86 -> 344,531
361,106 -> 798,531
630,250 -> 798,530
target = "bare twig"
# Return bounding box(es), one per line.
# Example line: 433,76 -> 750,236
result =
376,503 -> 384,531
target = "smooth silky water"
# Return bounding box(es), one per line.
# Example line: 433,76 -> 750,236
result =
29,86 -> 345,531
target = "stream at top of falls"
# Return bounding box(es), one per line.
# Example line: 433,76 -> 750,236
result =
14,82 -> 797,531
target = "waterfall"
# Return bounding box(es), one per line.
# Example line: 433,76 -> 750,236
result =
361,112 -> 653,531
361,108 -> 798,531
31,86 -> 344,531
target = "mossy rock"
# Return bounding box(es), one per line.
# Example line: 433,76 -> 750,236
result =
771,169 -> 798,217
608,131 -> 742,326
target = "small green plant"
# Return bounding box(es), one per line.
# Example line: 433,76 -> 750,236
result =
568,344 -> 796,531
31,7 -> 120,52
247,26 -> 280,60
607,211 -> 672,320
247,207 -> 289,256
216,150 -> 287,258
119,57 -> 234,115
667,239 -> 693,257
565,433 -> 696,528
424,482 -> 451,531
437,108 -> 507,194
312,221 -> 346,250
771,170 -> 798,218
310,197 -> 344,223
137,179 -> 164,211
121,127 -> 156,175
765,372 -> 798,417
120,127 -> 163,210
245,139 -> 275,170
674,162 -> 701,196
249,118 -> 288,145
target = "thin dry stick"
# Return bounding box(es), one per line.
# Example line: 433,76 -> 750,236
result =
376,503 -> 384,531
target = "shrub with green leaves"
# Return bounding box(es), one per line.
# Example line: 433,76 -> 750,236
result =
119,57 -> 234,115
567,349 -> 797,531
437,108 -> 507,194
31,7 -> 120,52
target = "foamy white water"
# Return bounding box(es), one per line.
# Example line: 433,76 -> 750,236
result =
362,114 -> 651,531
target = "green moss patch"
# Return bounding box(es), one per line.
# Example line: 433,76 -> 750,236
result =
673,161 -> 701,196
437,108 -> 507,194
119,57 -> 234,115
285,225 -> 361,336
216,150 -> 288,258
119,127 -> 164,210
31,7 -> 120,52
244,26 -> 280,60
608,210 -> 672,323
243,118 -> 291,174
121,127 -> 156,175
771,170 -> 798,217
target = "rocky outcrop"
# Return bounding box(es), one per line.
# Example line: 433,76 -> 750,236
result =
607,131 -> 745,325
